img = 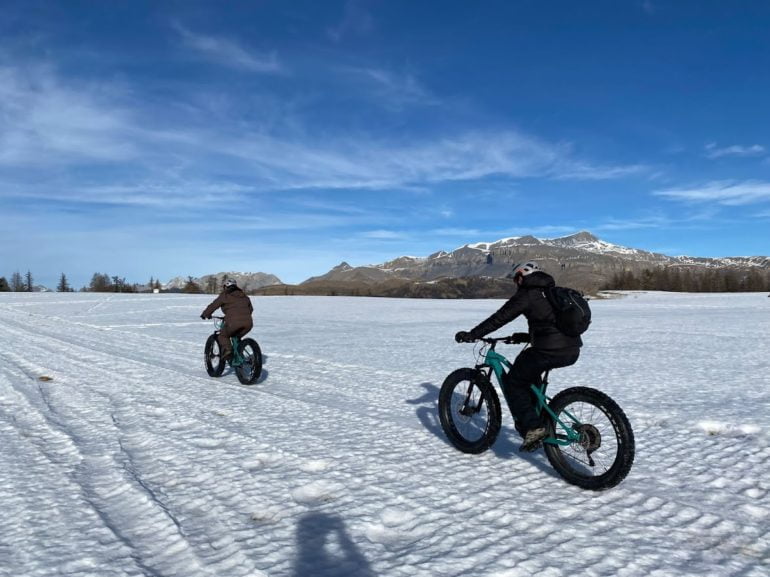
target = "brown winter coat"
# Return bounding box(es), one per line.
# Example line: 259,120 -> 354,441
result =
202,288 -> 254,328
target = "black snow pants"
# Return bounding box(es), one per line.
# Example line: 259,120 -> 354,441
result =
502,347 -> 580,433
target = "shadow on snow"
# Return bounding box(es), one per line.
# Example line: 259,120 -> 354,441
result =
292,512 -> 374,577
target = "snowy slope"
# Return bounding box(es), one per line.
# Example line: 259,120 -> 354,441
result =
0,292 -> 768,577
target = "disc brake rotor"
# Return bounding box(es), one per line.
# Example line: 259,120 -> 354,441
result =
575,423 -> 602,452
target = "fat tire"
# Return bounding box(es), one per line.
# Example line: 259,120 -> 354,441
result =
204,334 -> 225,377
235,338 -> 263,385
438,368 -> 501,454
544,386 -> 634,490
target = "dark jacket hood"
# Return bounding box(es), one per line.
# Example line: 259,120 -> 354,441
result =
519,271 -> 556,290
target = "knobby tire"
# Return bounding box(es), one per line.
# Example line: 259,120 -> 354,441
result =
235,338 -> 263,385
544,386 -> 635,490
204,334 -> 225,377
438,368 -> 501,454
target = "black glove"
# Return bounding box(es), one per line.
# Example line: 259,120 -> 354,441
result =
200,313 -> 210,320
455,331 -> 475,343
510,332 -> 529,344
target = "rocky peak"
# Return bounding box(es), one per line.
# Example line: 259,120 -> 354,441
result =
552,231 -> 599,245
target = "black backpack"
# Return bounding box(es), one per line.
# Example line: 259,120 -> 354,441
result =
544,286 -> 591,337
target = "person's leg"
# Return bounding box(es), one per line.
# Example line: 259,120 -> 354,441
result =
503,349 -> 580,429
502,348 -> 550,432
218,326 -> 233,360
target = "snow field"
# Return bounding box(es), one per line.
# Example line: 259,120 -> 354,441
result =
0,291 -> 768,576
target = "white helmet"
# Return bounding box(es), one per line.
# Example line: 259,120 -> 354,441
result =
511,261 -> 540,280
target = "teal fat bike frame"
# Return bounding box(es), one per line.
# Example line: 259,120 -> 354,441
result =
482,340 -> 580,448
438,336 -> 635,490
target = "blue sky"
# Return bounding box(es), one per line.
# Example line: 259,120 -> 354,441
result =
2,0 -> 769,289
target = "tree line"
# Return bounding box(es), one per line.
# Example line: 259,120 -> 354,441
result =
603,266 -> 770,293
3,267 -> 768,295
0,271 -> 165,293
0,271 -> 223,294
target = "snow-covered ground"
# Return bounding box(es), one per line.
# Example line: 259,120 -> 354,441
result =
1,291 -> 768,577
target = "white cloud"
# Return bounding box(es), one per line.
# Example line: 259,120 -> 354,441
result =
0,65 -> 137,165
653,180 -> 770,206
345,66 -> 439,109
704,142 -> 766,159
361,229 -> 408,240
0,60 -> 645,213
173,23 -> 282,73
596,216 -> 671,231
326,1 -> 374,43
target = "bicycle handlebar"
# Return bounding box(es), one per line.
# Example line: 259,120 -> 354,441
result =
465,333 -> 529,345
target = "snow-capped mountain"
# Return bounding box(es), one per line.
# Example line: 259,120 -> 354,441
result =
302,231 -> 769,294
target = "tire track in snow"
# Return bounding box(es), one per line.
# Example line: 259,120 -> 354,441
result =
0,320 -> 268,577
2,296 -> 768,576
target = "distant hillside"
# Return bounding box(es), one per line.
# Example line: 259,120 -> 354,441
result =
164,271 -> 282,293
253,276 -> 519,299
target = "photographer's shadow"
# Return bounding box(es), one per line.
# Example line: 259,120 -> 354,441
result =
292,512 -> 373,577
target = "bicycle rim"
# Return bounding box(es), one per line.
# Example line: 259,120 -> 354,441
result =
545,387 -> 634,490
235,339 -> 262,385
438,369 -> 501,454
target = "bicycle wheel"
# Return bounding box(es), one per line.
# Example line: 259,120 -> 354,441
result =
438,368 -> 501,454
235,338 -> 263,385
204,334 -> 225,377
544,386 -> 634,490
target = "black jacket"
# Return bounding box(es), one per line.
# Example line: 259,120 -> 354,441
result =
469,271 -> 582,352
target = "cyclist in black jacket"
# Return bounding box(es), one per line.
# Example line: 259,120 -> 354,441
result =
455,261 -> 581,452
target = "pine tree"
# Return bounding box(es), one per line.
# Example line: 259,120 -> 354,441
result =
25,270 -> 34,292
57,273 -> 71,292
183,276 -> 202,294
0,277 -> 10,292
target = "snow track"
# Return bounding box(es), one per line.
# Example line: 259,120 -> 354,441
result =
0,292 -> 768,576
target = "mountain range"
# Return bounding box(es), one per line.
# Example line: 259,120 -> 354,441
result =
171,232 -> 769,297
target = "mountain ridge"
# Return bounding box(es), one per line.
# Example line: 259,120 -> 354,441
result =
298,231 -> 769,295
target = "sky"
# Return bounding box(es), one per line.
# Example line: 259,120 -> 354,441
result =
2,0 -> 770,289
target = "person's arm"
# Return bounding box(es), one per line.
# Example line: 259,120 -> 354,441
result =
469,293 -> 527,339
201,294 -> 224,319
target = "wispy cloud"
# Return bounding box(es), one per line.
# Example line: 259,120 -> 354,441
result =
360,229 -> 409,240
326,1 -> 374,43
344,66 -> 439,109
173,23 -> 282,73
704,142 -> 766,159
0,59 -> 645,214
653,180 -> 770,205
0,64 -> 137,165
595,215 -> 672,231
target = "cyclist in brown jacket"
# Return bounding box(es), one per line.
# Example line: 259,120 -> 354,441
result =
200,279 -> 254,362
